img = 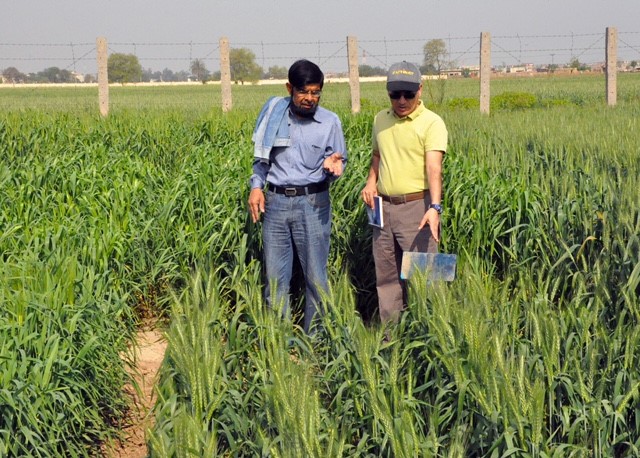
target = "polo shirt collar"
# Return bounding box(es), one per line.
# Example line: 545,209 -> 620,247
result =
391,100 -> 425,120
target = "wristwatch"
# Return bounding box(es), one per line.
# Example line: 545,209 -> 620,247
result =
429,203 -> 443,214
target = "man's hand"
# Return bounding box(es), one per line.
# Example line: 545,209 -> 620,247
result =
248,188 -> 265,223
418,209 -> 440,243
360,183 -> 378,209
323,153 -> 344,176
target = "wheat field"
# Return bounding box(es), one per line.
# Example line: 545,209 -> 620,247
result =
1,74 -> 639,456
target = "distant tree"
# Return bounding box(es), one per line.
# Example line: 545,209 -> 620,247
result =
161,68 -> 175,82
174,70 -> 190,82
420,39 -> 449,106
210,71 -> 221,81
35,67 -> 74,83
358,64 -> 386,77
2,67 -> 26,83
264,65 -> 288,79
421,39 -> 448,75
190,59 -> 209,82
108,53 -> 142,83
568,57 -> 588,72
229,48 -> 262,84
84,74 -> 97,83
142,67 -> 159,82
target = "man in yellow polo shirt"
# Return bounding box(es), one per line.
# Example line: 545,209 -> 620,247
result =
361,61 -> 448,323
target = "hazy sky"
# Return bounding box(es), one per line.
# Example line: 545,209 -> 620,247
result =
2,0 -> 639,74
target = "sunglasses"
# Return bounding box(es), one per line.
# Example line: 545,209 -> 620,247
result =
389,91 -> 417,100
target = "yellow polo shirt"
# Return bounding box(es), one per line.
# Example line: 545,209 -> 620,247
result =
372,101 -> 447,196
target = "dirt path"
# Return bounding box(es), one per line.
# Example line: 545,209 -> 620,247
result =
104,325 -> 167,458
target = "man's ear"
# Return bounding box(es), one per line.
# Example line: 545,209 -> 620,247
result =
286,82 -> 293,95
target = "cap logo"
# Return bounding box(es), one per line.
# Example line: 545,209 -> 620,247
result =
392,70 -> 415,76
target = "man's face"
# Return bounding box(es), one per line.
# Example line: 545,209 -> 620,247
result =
287,82 -> 322,118
389,86 -> 422,117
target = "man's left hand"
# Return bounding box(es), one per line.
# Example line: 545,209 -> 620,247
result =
323,153 -> 344,176
418,209 -> 440,243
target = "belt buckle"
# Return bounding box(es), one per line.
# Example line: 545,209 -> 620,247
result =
284,187 -> 297,197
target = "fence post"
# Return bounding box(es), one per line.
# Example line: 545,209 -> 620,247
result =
479,32 -> 491,115
96,37 -> 109,117
347,36 -> 360,114
605,27 -> 617,106
219,37 -> 232,112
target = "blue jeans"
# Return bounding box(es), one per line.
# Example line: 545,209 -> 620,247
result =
262,189 -> 331,332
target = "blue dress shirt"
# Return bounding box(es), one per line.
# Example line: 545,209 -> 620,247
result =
250,106 -> 347,189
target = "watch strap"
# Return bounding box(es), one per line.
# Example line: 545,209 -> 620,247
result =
429,203 -> 443,214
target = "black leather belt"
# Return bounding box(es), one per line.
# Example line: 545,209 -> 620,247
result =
268,181 -> 329,197
380,190 -> 428,204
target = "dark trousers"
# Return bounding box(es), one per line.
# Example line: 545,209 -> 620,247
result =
373,194 -> 438,323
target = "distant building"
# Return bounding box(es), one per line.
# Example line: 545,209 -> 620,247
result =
507,63 -> 535,73
71,71 -> 85,83
439,65 -> 479,78
442,69 -> 462,77
589,62 -> 605,72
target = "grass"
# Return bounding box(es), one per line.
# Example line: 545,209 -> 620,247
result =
0,73 -> 639,456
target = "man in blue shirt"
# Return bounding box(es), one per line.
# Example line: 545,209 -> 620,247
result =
248,59 -> 347,333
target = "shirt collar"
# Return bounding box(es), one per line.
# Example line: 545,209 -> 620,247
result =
389,100 -> 425,120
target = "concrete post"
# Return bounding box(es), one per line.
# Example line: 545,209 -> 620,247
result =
96,37 -> 109,117
479,32 -> 491,115
347,36 -> 361,114
219,37 -> 232,112
605,27 -> 617,106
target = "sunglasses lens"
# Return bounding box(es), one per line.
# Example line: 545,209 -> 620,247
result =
389,91 -> 416,100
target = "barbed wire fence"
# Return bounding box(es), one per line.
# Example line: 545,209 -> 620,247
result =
2,30 -> 639,78
2,29 -> 639,115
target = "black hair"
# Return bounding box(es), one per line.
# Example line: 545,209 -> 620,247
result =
288,59 -> 324,89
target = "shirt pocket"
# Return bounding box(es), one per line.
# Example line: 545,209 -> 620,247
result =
299,144 -> 325,171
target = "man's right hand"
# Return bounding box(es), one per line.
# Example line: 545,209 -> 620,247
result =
248,188 -> 265,222
360,183 -> 378,209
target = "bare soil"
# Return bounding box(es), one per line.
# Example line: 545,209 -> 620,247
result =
103,324 -> 167,458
